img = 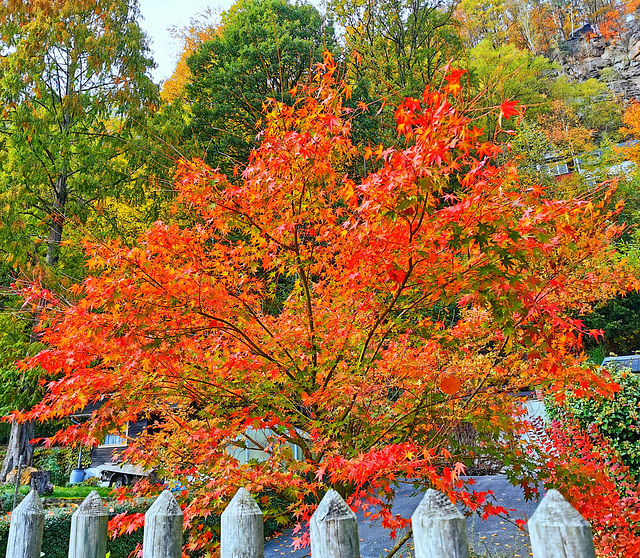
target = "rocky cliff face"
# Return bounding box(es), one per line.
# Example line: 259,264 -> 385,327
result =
556,18 -> 640,100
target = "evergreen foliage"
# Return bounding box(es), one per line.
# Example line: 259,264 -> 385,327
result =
186,0 -> 336,173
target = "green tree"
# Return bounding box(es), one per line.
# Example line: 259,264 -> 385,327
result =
0,0 -> 157,268
0,0 -> 157,477
549,76 -> 623,144
456,0 -> 509,47
186,0 -> 336,173
507,120 -> 556,188
85,99 -> 200,247
468,39 -> 556,138
583,291 -> 640,356
331,0 -> 461,100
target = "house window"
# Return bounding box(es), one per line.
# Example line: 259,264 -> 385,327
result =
546,160 -> 569,176
100,426 -> 128,447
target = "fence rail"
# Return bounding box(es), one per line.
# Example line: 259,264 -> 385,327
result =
5,486 -> 596,558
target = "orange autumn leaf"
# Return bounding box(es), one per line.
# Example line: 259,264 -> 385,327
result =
443,68 -> 466,96
439,376 -> 462,395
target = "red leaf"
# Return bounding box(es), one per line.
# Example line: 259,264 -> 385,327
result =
500,99 -> 520,119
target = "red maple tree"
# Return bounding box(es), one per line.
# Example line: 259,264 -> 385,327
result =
16,53 -> 636,549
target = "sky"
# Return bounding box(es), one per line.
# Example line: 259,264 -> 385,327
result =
137,0 -> 326,85
137,0 -> 233,84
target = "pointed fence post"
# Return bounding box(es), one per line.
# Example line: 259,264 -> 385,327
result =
310,489 -> 359,558
143,490 -> 183,558
6,489 -> 44,558
411,489 -> 469,558
68,490 -> 108,558
529,489 -> 596,558
221,488 -> 264,558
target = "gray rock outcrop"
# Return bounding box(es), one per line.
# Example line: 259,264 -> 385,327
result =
555,17 -> 640,99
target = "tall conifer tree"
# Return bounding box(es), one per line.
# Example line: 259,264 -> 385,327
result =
0,0 -> 157,476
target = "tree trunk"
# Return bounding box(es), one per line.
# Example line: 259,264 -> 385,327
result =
3,308 -> 46,481
46,172 -> 68,266
1,421 -> 35,482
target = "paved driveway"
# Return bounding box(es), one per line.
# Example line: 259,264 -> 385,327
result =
265,475 -> 539,558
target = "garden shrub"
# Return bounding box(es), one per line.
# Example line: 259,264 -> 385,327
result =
536,417 -> 640,556
33,446 -> 92,486
0,491 -> 18,513
547,368 -> 640,477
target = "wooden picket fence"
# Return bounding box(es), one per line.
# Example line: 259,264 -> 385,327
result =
5,486 -> 596,558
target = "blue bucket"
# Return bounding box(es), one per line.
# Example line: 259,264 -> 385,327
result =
69,468 -> 85,484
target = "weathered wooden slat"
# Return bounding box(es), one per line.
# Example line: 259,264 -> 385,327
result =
310,489 -> 359,558
411,489 -> 469,558
529,489 -> 596,558
221,488 -> 264,558
68,490 -> 108,558
6,489 -> 44,558
143,490 -> 183,558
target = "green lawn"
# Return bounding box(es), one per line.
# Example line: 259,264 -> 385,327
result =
1,484 -> 111,499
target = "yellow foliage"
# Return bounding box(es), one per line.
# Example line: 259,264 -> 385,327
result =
161,12 -> 221,103
161,40 -> 199,103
